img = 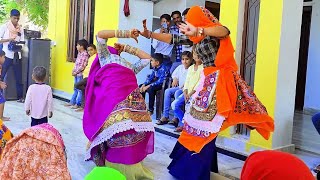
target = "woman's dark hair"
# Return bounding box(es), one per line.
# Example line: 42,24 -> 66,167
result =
181,51 -> 192,59
151,53 -> 163,64
182,8 -> 190,16
88,44 -> 96,50
0,50 -> 5,57
77,39 -> 89,50
171,11 -> 181,17
33,66 -> 47,82
160,14 -> 171,22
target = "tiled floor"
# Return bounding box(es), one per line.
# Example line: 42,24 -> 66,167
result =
293,111 -> 320,154
2,99 -> 319,179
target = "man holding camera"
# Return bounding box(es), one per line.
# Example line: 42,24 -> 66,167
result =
0,9 -> 25,103
152,13 -> 174,70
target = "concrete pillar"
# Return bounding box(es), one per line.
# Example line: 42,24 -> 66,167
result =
253,0 -> 303,151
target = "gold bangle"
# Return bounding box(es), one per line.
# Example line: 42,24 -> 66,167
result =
198,27 -> 204,37
115,30 -> 131,38
124,44 -> 139,56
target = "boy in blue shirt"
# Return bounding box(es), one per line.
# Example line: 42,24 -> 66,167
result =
140,53 -> 169,115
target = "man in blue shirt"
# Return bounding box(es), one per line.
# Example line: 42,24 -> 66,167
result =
170,11 -> 183,63
152,14 -> 174,70
140,53 -> 169,114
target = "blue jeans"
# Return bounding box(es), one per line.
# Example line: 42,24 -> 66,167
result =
70,76 -> 83,106
171,89 -> 185,122
312,112 -> 320,135
163,87 -> 180,118
1,56 -> 23,99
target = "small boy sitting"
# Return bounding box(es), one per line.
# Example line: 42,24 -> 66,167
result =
140,53 -> 169,115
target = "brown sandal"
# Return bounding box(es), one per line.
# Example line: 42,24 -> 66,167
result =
168,118 -> 179,127
156,117 -> 169,125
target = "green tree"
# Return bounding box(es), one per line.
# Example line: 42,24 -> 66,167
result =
0,0 -> 49,29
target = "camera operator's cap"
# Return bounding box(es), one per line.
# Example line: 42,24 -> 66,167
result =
10,9 -> 20,17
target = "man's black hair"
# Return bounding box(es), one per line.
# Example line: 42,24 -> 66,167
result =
182,8 -> 190,16
160,14 -> 171,22
171,11 -> 181,17
151,53 -> 163,64
77,39 -> 89,50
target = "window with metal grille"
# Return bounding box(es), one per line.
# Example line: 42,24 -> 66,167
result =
237,0 -> 261,136
67,0 -> 95,62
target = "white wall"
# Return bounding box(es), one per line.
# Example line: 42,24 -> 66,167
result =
153,0 -> 186,17
186,0 -> 205,8
118,0 -> 153,84
304,0 -> 320,110
272,0 -> 303,148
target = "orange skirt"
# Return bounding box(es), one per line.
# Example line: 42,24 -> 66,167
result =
178,67 -> 274,153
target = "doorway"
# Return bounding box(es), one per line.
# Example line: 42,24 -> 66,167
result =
295,6 -> 312,110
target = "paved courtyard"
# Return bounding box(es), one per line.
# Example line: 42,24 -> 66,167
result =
2,99 -> 319,179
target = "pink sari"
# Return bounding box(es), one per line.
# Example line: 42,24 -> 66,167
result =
83,48 -> 154,166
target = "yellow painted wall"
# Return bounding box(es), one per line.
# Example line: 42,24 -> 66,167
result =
48,0 -> 74,93
218,0 -> 241,138
219,0 -> 283,150
93,0 -> 120,46
248,0 -> 285,149
48,0 -> 121,94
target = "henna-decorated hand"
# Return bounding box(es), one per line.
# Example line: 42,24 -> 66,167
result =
130,29 -> 140,43
139,19 -> 152,39
114,43 -> 125,54
179,21 -> 198,37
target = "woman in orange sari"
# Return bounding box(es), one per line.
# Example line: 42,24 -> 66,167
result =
140,6 -> 274,179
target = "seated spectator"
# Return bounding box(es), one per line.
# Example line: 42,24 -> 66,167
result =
140,53 -> 169,115
312,112 -> 320,134
74,44 -> 97,112
152,14 -> 174,70
241,150 -> 314,180
0,123 -> 71,179
174,50 -> 203,132
157,51 -> 192,126
312,112 -> 320,175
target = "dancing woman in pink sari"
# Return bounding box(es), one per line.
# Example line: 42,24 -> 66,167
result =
83,29 -> 154,179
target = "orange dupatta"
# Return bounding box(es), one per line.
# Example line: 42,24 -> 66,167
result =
178,6 -> 274,153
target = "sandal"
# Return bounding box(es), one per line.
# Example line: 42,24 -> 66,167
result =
168,118 -> 179,127
156,117 -> 169,125
17,98 -> 25,103
75,107 -> 84,112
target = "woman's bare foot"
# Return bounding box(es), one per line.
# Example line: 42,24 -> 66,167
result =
1,116 -> 10,121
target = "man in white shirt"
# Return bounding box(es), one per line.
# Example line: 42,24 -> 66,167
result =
0,9 -> 25,103
152,14 -> 174,70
